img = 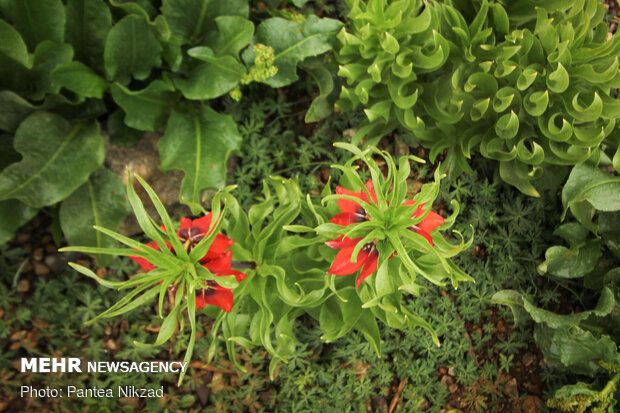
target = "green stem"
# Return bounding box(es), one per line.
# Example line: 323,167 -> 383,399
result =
598,372 -> 620,402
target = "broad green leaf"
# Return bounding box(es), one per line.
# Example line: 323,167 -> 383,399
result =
0,199 -> 38,244
0,18 -> 30,66
491,290 -> 530,325
104,15 -> 162,85
534,325 -> 617,376
0,0 -> 65,50
354,309 -> 381,356
51,61 -> 107,99
110,79 -> 178,131
159,107 -> 242,211
302,58 -> 335,122
108,0 -> 156,19
30,41 -> 74,100
59,168 -> 130,266
65,0 -> 112,68
254,16 -> 343,87
175,48 -> 245,100
499,160 -> 540,198
107,110 -> 142,147
0,91 -> 36,133
540,241 -> 602,278
0,112 -> 104,207
600,211 -> 620,259
210,16 -> 254,56
562,163 -> 620,219
161,0 -> 249,45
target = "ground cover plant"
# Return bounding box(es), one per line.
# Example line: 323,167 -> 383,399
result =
0,0 -> 619,412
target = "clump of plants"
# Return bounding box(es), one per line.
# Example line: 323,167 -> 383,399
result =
61,144 -> 473,383
336,0 -> 620,196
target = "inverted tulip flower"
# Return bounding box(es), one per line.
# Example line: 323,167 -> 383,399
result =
129,213 -> 246,312
326,179 -> 444,287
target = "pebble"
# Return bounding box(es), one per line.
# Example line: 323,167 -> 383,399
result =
440,375 -> 454,386
44,254 -> 67,274
448,383 -> 458,394
522,352 -> 536,367
16,279 -> 30,293
32,248 -> 44,261
505,377 -> 518,396
33,261 -> 50,276
44,243 -> 57,254
16,232 -> 29,243
521,395 -> 543,413
447,367 -> 455,376
438,366 -> 447,375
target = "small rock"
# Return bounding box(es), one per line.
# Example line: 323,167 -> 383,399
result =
32,248 -> 44,261
16,232 -> 29,243
438,367 -> 447,375
118,397 -> 139,408
10,330 -> 27,341
196,384 -> 210,406
522,352 -> 536,367
44,254 -> 67,274
33,262 -> 50,276
505,377 -> 518,396
0,308 -> 4,318
96,267 -> 107,278
447,367 -> 455,376
496,320 -> 507,333
40,235 -> 52,244
440,375 -> 454,386
16,279 -> 30,293
521,395 -> 543,413
448,383 -> 458,394
419,398 -> 430,411
44,243 -> 57,254
104,339 -> 117,351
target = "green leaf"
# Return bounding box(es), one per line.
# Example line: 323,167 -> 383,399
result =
0,199 -> 38,244
59,168 -> 130,266
110,79 -> 178,132
254,15 -> 343,87
175,48 -> 245,100
499,160 -> 540,198
65,0 -> 112,68
0,91 -> 36,133
0,0 -> 65,50
491,290 -> 530,326
534,325 -> 617,376
106,110 -> 142,147
0,112 -> 104,207
51,61 -> 107,99
159,107 -> 242,211
562,163 -> 620,220
30,41 -> 74,100
0,18 -> 30,66
104,15 -> 162,85
355,309 -> 381,356
210,16 -> 254,56
302,58 -> 335,122
161,0 -> 249,45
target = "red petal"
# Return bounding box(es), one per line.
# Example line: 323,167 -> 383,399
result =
201,233 -> 234,262
204,249 -> 233,274
417,211 -> 444,235
195,286 -> 233,312
178,217 -> 192,233
230,270 -> 247,282
356,251 -> 378,288
361,180 -> 378,204
330,212 -> 361,226
327,246 -> 369,276
191,213 -> 213,235
414,228 -> 434,246
128,241 -> 160,271
128,255 -> 156,271
403,200 -> 425,218
336,186 -> 363,213
325,236 -> 361,249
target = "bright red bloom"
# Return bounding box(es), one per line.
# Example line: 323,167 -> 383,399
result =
128,213 -> 246,312
326,180 -> 444,287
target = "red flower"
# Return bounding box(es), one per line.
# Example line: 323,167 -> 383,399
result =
325,180 -> 444,287
129,213 -> 246,312
326,235 -> 379,288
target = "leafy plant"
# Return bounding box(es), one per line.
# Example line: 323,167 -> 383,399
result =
0,0 -> 342,250
335,0 -> 620,196
493,162 -> 620,412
